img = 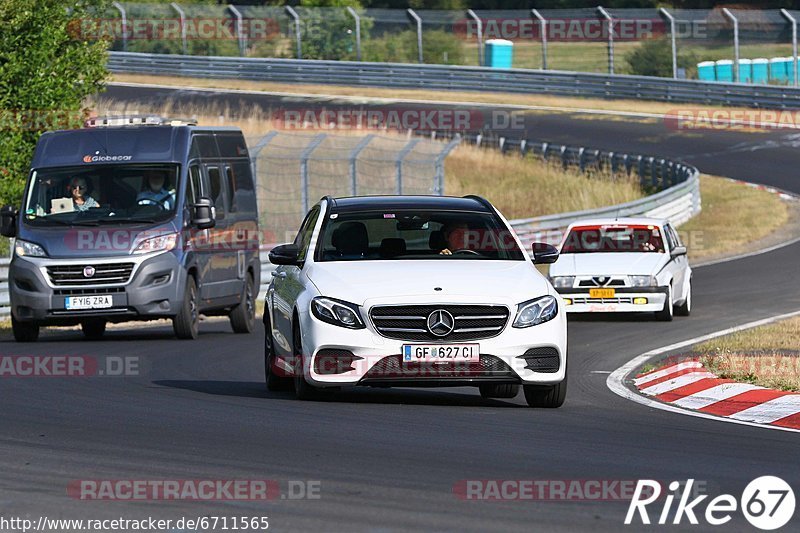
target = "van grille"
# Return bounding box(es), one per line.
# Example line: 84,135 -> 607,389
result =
370,305 -> 509,341
47,263 -> 134,286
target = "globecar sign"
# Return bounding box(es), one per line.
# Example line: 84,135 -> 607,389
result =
82,154 -> 132,163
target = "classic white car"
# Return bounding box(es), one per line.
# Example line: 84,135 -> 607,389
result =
548,217 -> 691,320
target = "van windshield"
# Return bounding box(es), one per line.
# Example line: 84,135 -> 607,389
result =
22,164 -> 180,226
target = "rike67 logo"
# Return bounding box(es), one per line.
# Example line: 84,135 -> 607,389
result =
626,477 -> 795,530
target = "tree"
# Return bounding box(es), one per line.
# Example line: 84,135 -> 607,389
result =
625,37 -> 698,78
0,0 -> 108,206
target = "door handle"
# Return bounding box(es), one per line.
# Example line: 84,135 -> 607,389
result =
271,271 -> 287,279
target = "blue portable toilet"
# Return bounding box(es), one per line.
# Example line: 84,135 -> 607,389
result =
715,60 -> 733,82
697,61 -> 716,81
485,39 -> 513,69
786,57 -> 797,83
752,58 -> 769,84
769,57 -> 788,83
737,58 -> 752,83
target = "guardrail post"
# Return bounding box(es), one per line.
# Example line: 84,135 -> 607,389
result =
722,8 -> 739,82
170,2 -> 188,55
560,145 -> 568,169
300,134 -> 326,215
519,139 -> 527,156
637,155 -> 645,187
346,7 -> 362,61
659,8 -> 678,79
541,142 -> 548,160
112,1 -> 127,52
407,9 -> 423,64
348,134 -> 374,195
597,6 -> 614,75
434,137 -> 461,195
531,9 -> 548,70
228,5 -> 246,56
650,157 -> 658,189
467,10 -> 484,66
396,139 -> 420,195
782,9 -> 798,87
578,147 -> 586,172
285,6 -> 302,59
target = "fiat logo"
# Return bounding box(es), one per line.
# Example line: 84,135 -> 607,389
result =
83,266 -> 96,278
426,309 -> 455,337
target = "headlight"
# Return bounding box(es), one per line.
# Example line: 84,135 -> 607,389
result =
14,239 -> 47,257
311,297 -> 365,329
629,275 -> 656,287
133,233 -> 178,254
513,295 -> 558,328
550,276 -> 575,289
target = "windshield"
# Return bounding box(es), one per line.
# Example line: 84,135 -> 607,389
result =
317,209 -> 525,261
561,224 -> 665,253
22,164 -> 180,226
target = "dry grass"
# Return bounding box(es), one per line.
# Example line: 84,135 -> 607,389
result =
678,175 -> 789,261
695,316 -> 800,391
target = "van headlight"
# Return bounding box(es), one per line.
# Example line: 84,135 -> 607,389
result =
133,233 -> 178,254
513,295 -> 558,328
629,275 -> 656,287
311,297 -> 365,329
14,239 -> 47,257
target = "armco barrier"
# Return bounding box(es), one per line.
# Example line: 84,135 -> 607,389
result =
107,51 -> 800,110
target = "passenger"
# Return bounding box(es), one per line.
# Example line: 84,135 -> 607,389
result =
68,177 -> 100,211
137,170 -> 175,210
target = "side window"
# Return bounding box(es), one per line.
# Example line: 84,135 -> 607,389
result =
295,207 -> 321,263
188,165 -> 203,204
664,225 -> 678,251
224,165 -> 237,213
206,166 -> 226,219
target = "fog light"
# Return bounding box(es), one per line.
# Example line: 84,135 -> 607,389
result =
633,297 -> 648,305
563,298 -> 572,305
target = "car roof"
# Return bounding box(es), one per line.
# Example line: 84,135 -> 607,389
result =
565,217 -> 667,229
326,195 -> 493,213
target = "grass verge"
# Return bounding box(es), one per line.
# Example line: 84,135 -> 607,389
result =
694,316 -> 800,392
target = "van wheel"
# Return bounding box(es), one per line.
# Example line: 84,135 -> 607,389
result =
523,376 -> 567,408
479,383 -> 520,399
230,274 -> 255,334
264,314 -> 292,392
12,315 -> 39,342
81,319 -> 106,339
173,276 -> 199,340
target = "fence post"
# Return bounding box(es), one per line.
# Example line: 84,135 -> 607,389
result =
228,5 -> 246,56
531,9 -> 547,70
467,10 -> 484,66
348,134 -> 374,195
434,137 -> 461,195
722,8 -> 739,82
112,1 -> 127,52
396,139 -> 420,195
346,7 -> 362,61
170,2 -> 188,55
659,8 -> 678,79
782,9 -> 798,87
248,131 -> 280,191
597,6 -> 614,75
285,6 -> 302,59
300,134 -> 326,216
407,9 -> 423,64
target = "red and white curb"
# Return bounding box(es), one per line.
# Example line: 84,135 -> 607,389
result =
725,178 -> 799,202
634,359 -> 800,430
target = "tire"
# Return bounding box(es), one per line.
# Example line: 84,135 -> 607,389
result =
81,319 -> 106,339
173,276 -> 199,340
292,320 -> 330,401
230,274 -> 256,334
12,315 -> 39,342
523,376 -> 567,408
479,383 -> 520,399
264,313 -> 293,392
655,284 -> 674,322
675,281 -> 691,317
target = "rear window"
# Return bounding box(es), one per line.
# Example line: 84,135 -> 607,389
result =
561,225 -> 665,253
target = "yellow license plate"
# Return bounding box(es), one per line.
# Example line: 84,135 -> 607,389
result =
589,288 -> 615,298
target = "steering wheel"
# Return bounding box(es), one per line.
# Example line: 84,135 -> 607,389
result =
137,198 -> 167,211
453,249 -> 481,256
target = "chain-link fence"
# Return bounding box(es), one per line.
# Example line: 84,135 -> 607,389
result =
249,132 -> 459,246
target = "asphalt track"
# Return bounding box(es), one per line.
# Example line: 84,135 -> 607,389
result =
1,84 -> 799,532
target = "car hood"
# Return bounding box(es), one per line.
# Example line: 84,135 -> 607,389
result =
550,252 -> 669,277
305,260 -> 551,306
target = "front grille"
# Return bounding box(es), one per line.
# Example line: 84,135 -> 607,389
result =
518,347 -> 560,373
54,287 -> 126,296
47,263 -> 134,286
570,297 -> 634,305
362,354 -> 514,380
578,279 -> 626,287
370,304 -> 509,341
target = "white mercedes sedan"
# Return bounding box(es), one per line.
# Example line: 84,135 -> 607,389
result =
263,195 -> 567,407
548,217 -> 692,321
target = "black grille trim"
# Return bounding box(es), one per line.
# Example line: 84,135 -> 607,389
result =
46,263 -> 134,287
518,347 -> 561,373
361,354 -> 516,381
54,287 -> 126,296
370,304 -> 510,341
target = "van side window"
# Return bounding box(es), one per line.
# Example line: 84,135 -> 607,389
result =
225,166 -> 237,213
188,165 -> 203,204
295,207 -> 320,263
206,166 -> 226,219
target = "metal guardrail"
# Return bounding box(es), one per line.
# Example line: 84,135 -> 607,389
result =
108,51 -> 800,109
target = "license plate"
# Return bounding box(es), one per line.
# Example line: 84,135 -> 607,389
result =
589,288 -> 615,298
65,295 -> 113,310
402,344 -> 479,362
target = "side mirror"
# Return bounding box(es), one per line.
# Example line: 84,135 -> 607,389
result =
269,243 -> 300,266
0,205 -> 18,238
192,197 -> 215,230
671,245 -> 687,257
532,242 -> 559,264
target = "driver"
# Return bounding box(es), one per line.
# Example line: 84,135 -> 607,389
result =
439,221 -> 471,255
137,170 -> 175,210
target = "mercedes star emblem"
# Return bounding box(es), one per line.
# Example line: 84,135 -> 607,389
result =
427,309 -> 455,337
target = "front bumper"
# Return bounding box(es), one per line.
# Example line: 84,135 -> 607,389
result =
557,286 -> 668,313
9,252 -> 185,325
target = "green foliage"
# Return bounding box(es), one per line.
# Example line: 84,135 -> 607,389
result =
298,7 -> 371,61
625,37 -> 698,78
0,0 -> 108,207
364,30 -> 464,65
